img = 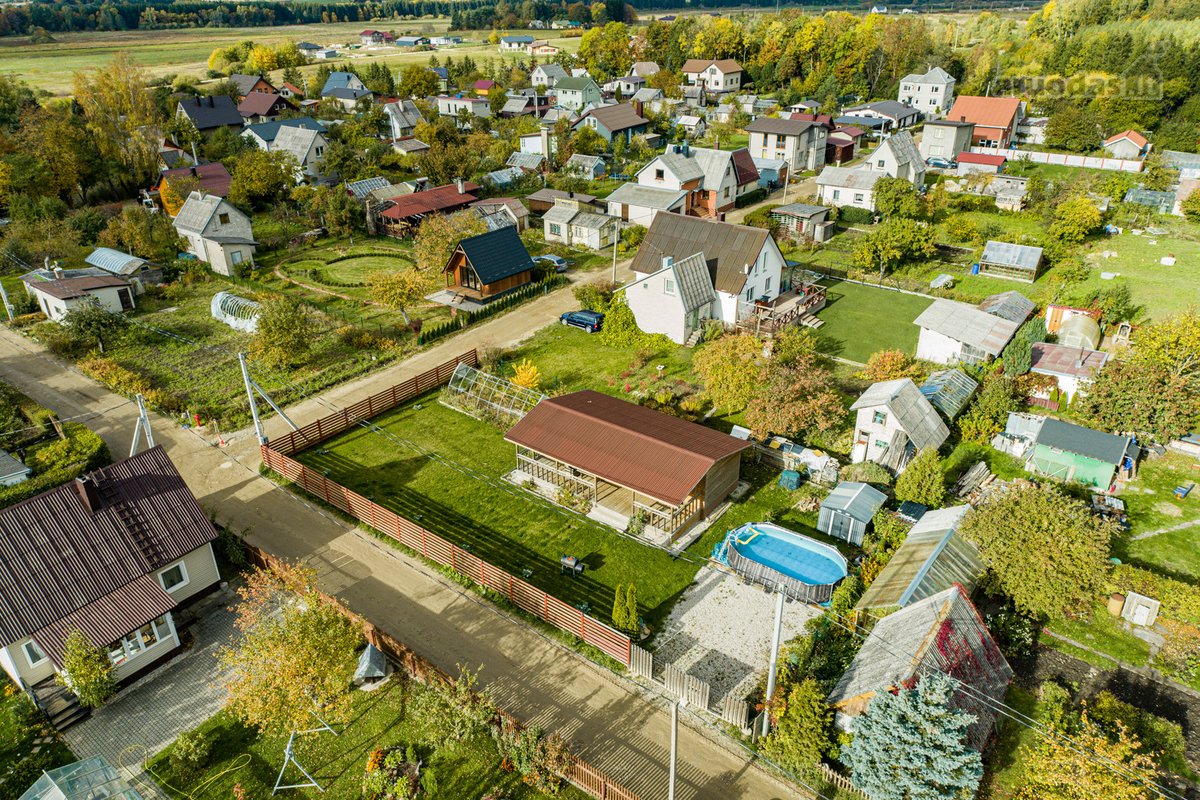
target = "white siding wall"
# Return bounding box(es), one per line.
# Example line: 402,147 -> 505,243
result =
159,544 -> 221,605
852,405 -> 906,465
916,327 -> 964,364
624,272 -> 688,344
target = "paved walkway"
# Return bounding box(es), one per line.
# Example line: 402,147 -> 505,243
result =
63,594 -> 236,799
0,296 -> 801,799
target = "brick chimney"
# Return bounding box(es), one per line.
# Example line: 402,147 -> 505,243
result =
75,475 -> 102,514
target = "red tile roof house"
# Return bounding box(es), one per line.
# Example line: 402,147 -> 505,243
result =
0,447 -> 222,727
947,96 -> 1023,148
505,391 -> 750,541
956,151 -> 1007,175
372,180 -> 481,238
1103,130 -> 1150,160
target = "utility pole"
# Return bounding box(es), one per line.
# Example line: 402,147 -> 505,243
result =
668,697 -> 686,800
239,352 -> 301,446
611,225 -> 619,284
761,591 -> 785,738
129,394 -> 156,457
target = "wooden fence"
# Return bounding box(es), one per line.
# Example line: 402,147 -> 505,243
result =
817,764 -> 868,798
242,543 -> 643,800
260,352 -> 634,669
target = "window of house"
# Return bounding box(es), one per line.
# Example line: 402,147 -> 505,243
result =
231,251 -> 243,265
877,159 -> 885,168
875,439 -> 890,450
854,193 -> 864,203
23,640 -> 46,667
873,410 -> 887,425
159,562 -> 189,592
723,187 -> 729,198
832,189 -> 841,200
655,168 -> 664,180
664,278 -> 676,295
218,213 -> 230,225
316,146 -> 324,157
549,223 -> 561,235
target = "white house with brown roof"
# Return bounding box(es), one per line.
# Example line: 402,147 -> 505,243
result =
1029,342 -> 1108,403
21,271 -> 135,322
681,59 -> 744,93
0,448 -> 220,725
947,96 -> 1023,147
630,213 -> 785,327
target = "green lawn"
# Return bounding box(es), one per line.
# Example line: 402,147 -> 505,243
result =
296,325 -> 707,629
0,681 -> 75,794
1045,603 -> 1151,667
1112,453 -> 1200,581
1073,231 -> 1200,320
145,679 -> 588,800
811,279 -> 933,363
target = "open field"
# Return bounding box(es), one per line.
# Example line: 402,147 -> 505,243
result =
812,279 -> 932,363
1074,231 -> 1200,321
146,679 -> 588,800
0,20 -> 582,96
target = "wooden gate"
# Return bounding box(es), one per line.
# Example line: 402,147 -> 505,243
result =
720,695 -> 750,730
664,663 -> 710,710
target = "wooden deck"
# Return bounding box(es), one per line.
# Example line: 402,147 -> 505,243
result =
738,283 -> 828,335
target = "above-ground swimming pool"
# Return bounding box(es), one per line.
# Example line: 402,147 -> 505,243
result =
713,522 -> 848,604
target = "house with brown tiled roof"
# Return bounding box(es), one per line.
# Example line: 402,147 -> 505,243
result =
1103,130 -> 1150,160
571,103 -> 649,144
681,59 -> 744,93
0,447 -> 221,727
946,95 -> 1023,147
20,272 -> 135,323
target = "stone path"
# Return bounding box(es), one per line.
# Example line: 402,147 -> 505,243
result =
1130,516 -> 1200,541
63,595 -> 237,799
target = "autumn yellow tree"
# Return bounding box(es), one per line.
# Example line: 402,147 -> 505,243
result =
511,358 -> 542,390
218,562 -> 362,733
73,53 -> 163,185
367,269 -> 437,326
1017,712 -> 1159,800
413,211 -> 487,272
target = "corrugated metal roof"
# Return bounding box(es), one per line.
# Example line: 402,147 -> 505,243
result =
505,391 -> 749,507
379,183 -> 479,219
850,379 -> 950,452
346,176 -> 393,199
918,369 -> 978,420
670,252 -> 717,314
506,152 -> 545,171
772,203 -> 829,218
605,182 -> 686,211
977,289 -> 1035,323
23,274 -> 130,300
981,241 -> 1042,272
820,482 -> 887,523
0,447 -> 217,651
746,117 -> 813,136
856,507 -> 983,610
577,103 -> 648,133
85,248 -> 147,276
631,213 -> 772,296
816,166 -> 884,191
1029,342 -> 1107,380
570,211 -> 614,230
1034,418 -> 1133,465
173,192 -> 224,234
913,299 -> 1019,356
272,125 -> 323,164
654,149 -> 705,183
33,574 -> 178,665
873,131 -> 921,167
528,188 -> 596,204
0,450 -> 29,480
542,204 -> 579,225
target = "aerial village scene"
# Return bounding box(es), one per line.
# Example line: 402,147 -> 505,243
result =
0,0 -> 1197,798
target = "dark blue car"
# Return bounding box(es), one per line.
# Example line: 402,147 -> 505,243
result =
560,310 -> 604,333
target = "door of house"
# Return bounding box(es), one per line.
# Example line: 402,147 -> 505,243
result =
117,288 -> 134,311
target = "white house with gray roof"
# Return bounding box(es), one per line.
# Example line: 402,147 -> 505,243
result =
531,63 -> 568,88
383,99 -> 425,139
816,166 -> 885,210
270,125 -> 327,180
850,378 -> 950,473
621,252 -> 717,344
898,66 -> 956,117
541,198 -> 617,250
173,192 -> 256,276
864,131 -> 925,186
914,298 -> 1021,365
605,183 -> 687,227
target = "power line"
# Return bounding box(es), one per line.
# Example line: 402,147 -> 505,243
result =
0,401 -> 135,440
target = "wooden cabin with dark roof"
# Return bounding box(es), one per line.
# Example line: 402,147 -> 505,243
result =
441,226 -> 535,302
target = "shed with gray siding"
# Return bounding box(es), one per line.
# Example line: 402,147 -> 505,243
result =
817,481 -> 887,546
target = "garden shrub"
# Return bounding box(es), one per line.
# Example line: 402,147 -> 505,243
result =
169,727 -> 213,782
573,279 -> 615,312
1089,690 -> 1192,778
984,605 -> 1039,662
78,356 -> 152,396
492,721 -> 571,795
29,321 -> 82,358
840,461 -> 892,487
1155,620 -> 1200,687
735,187 -> 768,208
838,207 -> 874,225
0,423 -> 111,508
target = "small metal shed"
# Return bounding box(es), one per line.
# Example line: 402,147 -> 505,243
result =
817,481 -> 887,546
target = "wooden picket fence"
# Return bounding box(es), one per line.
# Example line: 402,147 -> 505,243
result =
242,543 -> 643,800
817,763 -> 868,798
259,352 -> 634,669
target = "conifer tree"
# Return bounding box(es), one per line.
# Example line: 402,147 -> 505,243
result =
842,673 -> 982,800
894,448 -> 947,508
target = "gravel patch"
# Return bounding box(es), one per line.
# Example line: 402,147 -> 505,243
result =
650,567 -> 819,702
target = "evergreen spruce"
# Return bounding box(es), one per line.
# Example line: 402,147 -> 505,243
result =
842,673 -> 982,800
893,448 -> 947,508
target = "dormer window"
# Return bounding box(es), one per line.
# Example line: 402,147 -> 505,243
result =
218,212 -> 230,225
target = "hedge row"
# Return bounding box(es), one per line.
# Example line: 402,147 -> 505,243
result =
417,275 -> 565,345
735,187 -> 768,209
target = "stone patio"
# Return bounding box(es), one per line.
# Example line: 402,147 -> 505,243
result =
650,567 -> 817,702
63,588 -> 237,799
